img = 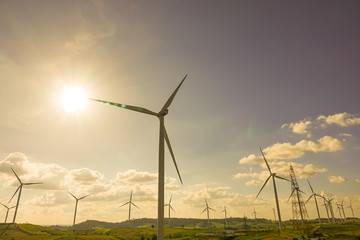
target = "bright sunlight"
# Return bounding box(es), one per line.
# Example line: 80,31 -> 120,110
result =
60,87 -> 86,112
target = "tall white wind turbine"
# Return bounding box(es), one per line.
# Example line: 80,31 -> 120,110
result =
305,179 -> 321,224
68,192 -> 91,227
121,190 -> 139,221
88,74 -> 187,240
256,147 -> 290,230
201,198 -> 214,223
252,208 -> 257,223
164,195 -> 175,219
0,203 -> 15,223
340,200 -> 346,221
8,168 -> 42,223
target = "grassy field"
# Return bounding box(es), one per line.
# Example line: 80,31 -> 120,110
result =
1,220 -> 360,239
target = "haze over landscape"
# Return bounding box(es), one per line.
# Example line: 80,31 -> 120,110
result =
0,1 -> 359,226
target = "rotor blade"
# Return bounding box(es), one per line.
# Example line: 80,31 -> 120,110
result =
259,147 -> 272,174
305,194 -> 314,205
275,175 -> 291,182
208,207 -> 215,211
130,190 -> 133,201
256,175 -> 271,198
201,208 -> 207,214
131,202 -> 140,209
68,192 -> 77,200
120,202 -> 130,208
288,187 -> 296,202
170,205 -> 175,212
164,126 -> 183,184
23,182 -> 43,185
169,195 -> 172,204
161,74 -> 187,112
88,98 -> 157,116
299,189 -> 306,195
11,168 -> 22,184
9,186 -> 21,203
307,179 -> 314,193
79,194 -> 91,200
9,205 -> 16,209
0,203 -> 7,208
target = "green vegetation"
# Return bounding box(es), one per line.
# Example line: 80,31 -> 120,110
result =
0,219 -> 359,240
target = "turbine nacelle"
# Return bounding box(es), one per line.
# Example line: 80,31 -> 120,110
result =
157,109 -> 169,117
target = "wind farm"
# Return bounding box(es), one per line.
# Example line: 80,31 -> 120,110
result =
1,0 -> 360,239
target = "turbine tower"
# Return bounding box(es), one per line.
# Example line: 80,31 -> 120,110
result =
256,147 -> 290,230
288,164 -> 308,224
305,179 -> 321,224
121,190 -> 139,221
322,197 -> 331,223
201,198 -> 214,224
347,200 -> 355,218
220,205 -> 229,227
89,74 -> 187,240
8,168 -> 42,223
164,195 -> 175,219
0,203 -> 15,223
68,192 -> 91,226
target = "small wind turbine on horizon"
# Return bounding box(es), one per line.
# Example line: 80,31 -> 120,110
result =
68,192 -> 91,227
322,197 -> 331,223
220,205 -> 229,227
272,208 -> 276,221
164,195 -> 175,219
256,147 -> 290,230
201,198 -> 214,223
339,200 -> 346,221
336,202 -> 344,222
121,190 -> 139,221
252,208 -> 257,223
8,168 -> 42,223
305,179 -> 322,224
321,195 -> 335,223
88,74 -> 187,240
1,203 -> 15,223
347,200 -> 355,218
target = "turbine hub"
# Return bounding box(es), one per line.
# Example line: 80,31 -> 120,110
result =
157,109 -> 168,117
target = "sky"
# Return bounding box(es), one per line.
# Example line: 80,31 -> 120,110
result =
0,0 -> 360,225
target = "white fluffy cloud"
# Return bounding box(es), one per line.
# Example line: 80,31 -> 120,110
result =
281,119 -> 312,137
239,136 -> 343,164
318,112 -> 360,127
116,169 -> 157,183
70,168 -> 104,185
328,176 -> 348,183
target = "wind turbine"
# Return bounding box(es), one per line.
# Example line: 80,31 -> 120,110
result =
0,203 -> 15,223
252,208 -> 257,223
322,197 -> 331,223
88,74 -> 187,240
220,205 -> 229,227
305,179 -> 321,224
68,192 -> 91,227
256,147 -> 290,230
164,195 -> 175,219
121,190 -> 139,221
340,200 -> 346,221
321,196 -> 335,223
336,203 -> 344,221
201,198 -> 214,223
272,207 -> 276,221
8,168 -> 42,223
347,200 -> 355,218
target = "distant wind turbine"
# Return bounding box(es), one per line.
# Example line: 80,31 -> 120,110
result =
0,203 -> 15,223
336,203 -> 344,221
321,196 -> 335,223
220,206 -> 229,227
256,147 -> 290,230
164,195 -> 175,219
201,198 -> 214,223
340,200 -> 346,221
68,192 -> 91,226
347,200 -> 355,218
322,197 -> 331,223
8,168 -> 42,223
305,179 -> 321,224
272,208 -> 276,221
88,74 -> 187,240
252,208 -> 257,223
121,190 -> 139,221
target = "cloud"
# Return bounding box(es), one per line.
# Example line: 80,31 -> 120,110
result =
116,169 -> 157,183
339,133 -> 352,137
328,176 -> 348,183
318,112 -> 360,127
245,179 -> 263,186
70,168 -> 104,185
356,179 -> 360,183
239,136 -> 343,164
281,119 -> 312,137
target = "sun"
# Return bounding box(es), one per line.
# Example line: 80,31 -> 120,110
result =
60,87 -> 86,112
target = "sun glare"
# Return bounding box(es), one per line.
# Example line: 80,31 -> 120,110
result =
61,87 -> 86,112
